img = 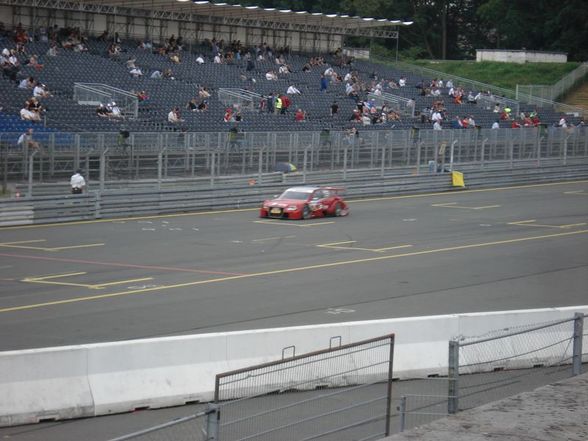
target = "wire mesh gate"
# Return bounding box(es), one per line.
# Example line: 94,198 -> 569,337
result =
213,334 -> 395,441
448,313 -> 586,414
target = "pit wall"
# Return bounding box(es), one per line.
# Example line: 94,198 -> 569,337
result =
1,306 -> 586,426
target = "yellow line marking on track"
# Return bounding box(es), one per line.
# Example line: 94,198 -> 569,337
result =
251,235 -> 297,242
0,240 -> 104,252
2,180 -> 586,231
92,277 -> 153,289
24,272 -> 87,281
508,220 -> 587,229
4,229 -> 586,314
432,202 -> 501,210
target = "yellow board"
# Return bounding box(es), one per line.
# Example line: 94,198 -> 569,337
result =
452,171 -> 465,188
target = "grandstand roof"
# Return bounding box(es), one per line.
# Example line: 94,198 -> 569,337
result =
95,0 -> 413,31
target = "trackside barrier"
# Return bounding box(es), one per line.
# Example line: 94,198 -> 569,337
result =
2,163 -> 588,226
0,306 -> 586,427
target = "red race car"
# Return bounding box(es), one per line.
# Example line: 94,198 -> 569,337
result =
260,186 -> 349,220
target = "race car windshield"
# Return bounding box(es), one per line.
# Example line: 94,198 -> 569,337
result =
278,190 -> 311,200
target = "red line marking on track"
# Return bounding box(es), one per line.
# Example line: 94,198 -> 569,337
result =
0,252 -> 247,276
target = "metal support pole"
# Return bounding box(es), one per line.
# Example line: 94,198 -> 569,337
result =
210,151 -> 215,188
99,148 -> 109,193
342,146 -> 348,181
384,334 -> 395,436
257,148 -> 263,184
416,140 -> 422,175
302,146 -> 308,184
206,403 -> 219,441
380,144 -> 386,178
157,148 -> 167,191
449,140 -> 457,172
448,340 -> 459,414
563,134 -> 571,165
27,151 -> 37,198
480,138 -> 487,169
572,312 -> 584,376
398,396 -> 407,432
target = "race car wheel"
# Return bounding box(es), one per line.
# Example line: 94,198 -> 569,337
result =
302,205 -> 311,220
334,202 -> 343,217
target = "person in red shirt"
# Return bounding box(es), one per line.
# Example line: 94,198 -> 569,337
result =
294,108 -> 305,122
511,120 -> 521,128
280,95 -> 290,114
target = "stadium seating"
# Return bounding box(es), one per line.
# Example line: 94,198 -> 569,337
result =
0,36 -> 579,135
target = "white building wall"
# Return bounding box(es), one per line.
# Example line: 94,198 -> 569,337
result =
477,49 -> 567,64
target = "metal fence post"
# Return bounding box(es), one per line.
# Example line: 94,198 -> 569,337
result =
572,312 -> 584,376
210,151 -> 216,188
206,403 -> 219,441
303,146 -> 308,184
27,151 -> 37,198
398,396 -> 407,432
480,137 -> 487,169
385,334 -> 395,436
448,340 -> 459,414
449,140 -> 457,172
100,148 -> 109,192
343,146 -> 348,181
157,148 -> 167,191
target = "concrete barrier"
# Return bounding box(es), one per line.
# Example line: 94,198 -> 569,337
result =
0,306 -> 586,426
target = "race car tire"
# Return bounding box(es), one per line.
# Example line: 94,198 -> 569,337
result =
334,202 -> 343,217
302,205 -> 311,220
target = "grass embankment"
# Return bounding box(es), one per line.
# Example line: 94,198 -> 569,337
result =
408,60 -> 579,90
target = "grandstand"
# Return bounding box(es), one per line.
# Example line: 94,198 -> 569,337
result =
0,1 -> 581,139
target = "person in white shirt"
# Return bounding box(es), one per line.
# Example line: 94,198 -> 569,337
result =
438,79 -> 444,88
433,120 -> 442,130
446,79 -> 454,89
167,107 -> 183,123
398,76 -> 406,87
286,85 -> 301,95
431,111 -> 443,123
265,71 -> 277,80
108,102 -> 123,118
33,84 -> 50,98
18,77 -> 33,89
70,170 -> 86,194
213,54 -> 222,64
491,120 -> 500,129
129,67 -> 143,78
20,107 -> 40,121
196,55 -> 204,64
150,70 -> 162,79
558,116 -> 567,128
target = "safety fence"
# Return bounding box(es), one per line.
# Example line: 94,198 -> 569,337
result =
108,410 -> 212,441
1,127 -> 587,190
516,62 -> 588,103
448,313 -> 586,414
214,334 -> 395,441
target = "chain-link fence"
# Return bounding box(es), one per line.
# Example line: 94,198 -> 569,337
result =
516,62 -> 588,104
448,313 -> 585,414
214,334 -> 395,441
1,127 -> 587,189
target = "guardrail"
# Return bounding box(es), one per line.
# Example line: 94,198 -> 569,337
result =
1,163 -> 587,226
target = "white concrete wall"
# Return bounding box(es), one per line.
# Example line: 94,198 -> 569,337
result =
1,306 -> 586,427
476,49 -> 567,63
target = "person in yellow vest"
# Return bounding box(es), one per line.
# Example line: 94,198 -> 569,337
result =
274,95 -> 282,114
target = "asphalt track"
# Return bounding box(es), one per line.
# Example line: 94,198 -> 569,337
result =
1,180 -> 587,352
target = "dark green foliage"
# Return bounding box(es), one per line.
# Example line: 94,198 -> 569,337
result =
224,0 -> 588,61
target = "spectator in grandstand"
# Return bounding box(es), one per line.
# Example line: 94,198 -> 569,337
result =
70,170 -> 86,194
558,115 -> 568,128
431,109 -> 444,125
33,83 -> 51,98
150,69 -> 162,79
168,107 -> 183,124
223,107 -> 233,123
17,128 -> 41,151
266,93 -> 274,114
398,76 -> 407,87
320,74 -> 328,92
196,54 -> 205,64
492,120 -> 500,129
330,101 -> 339,116
302,63 -> 311,72
446,79 -> 454,89
107,42 -> 121,58
511,120 -> 521,129
214,53 -> 222,64
349,109 -> 361,123
129,66 -> 143,78
467,91 -> 477,104
493,103 -> 501,113
126,56 -> 137,69
96,103 -> 110,118
234,111 -> 243,122
108,102 -> 123,119
246,58 -> 254,71
20,103 -> 41,122
47,42 -> 58,57
197,100 -> 208,112
26,54 -> 43,71
286,85 -> 301,95
451,116 -> 463,129
163,68 -> 175,80
265,70 -> 278,81
500,108 -> 511,121
274,95 -> 283,114
169,52 -> 181,64
433,120 -> 442,130
467,116 -> 476,127
18,76 -> 35,89
294,109 -> 306,122
186,97 -> 198,112
198,87 -> 211,99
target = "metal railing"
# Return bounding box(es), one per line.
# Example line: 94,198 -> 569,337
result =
73,83 -> 139,118
386,60 -> 585,115
218,88 -> 263,112
516,62 -> 588,102
367,92 -> 416,117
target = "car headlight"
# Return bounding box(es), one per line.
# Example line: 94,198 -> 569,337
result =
286,206 -> 298,211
